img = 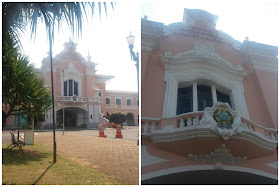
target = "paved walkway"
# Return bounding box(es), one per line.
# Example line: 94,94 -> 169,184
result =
3,128 -> 139,185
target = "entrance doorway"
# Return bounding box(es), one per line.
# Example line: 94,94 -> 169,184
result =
127,113 -> 135,126
57,107 -> 88,128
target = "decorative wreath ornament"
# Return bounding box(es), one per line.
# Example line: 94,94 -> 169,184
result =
200,102 -> 245,140
213,109 -> 234,129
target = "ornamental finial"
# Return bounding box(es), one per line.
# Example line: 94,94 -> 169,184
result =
87,50 -> 92,61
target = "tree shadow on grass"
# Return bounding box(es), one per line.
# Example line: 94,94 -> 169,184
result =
2,148 -> 49,165
32,162 -> 55,185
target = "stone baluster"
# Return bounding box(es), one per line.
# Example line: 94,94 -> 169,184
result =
265,131 -> 270,138
187,117 -> 192,126
143,122 -> 149,134
151,122 -> 156,132
195,116 -> 200,125
270,132 -> 276,140
248,124 -> 253,131
243,122 -> 249,129
193,116 -> 200,126
179,119 -> 185,128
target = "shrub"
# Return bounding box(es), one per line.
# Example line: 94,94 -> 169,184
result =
109,113 -> 126,127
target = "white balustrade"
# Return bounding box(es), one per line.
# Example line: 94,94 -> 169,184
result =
270,132 -> 276,140
187,117 -> 192,126
192,116 -> 200,126
151,122 -> 156,132
265,132 -> 270,138
143,122 -> 149,134
179,119 -> 185,128
248,124 -> 253,131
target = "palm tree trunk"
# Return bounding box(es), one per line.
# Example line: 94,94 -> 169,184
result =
48,14 -> 56,163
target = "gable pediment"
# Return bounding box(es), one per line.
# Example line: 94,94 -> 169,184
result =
160,40 -> 247,77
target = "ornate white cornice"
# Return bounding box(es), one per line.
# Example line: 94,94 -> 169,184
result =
160,40 -> 246,76
241,41 -> 278,73
188,144 -> 247,166
85,68 -> 96,75
183,9 -> 218,29
163,22 -> 193,36
60,62 -> 83,80
141,19 -> 164,52
95,74 -> 115,83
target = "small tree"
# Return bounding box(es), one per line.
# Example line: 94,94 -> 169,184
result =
109,113 -> 126,128
2,34 -> 52,125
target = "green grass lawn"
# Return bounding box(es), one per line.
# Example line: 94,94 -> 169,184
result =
2,144 -> 118,185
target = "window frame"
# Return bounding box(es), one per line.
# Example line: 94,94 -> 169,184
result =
126,98 -> 132,106
116,97 -> 122,105
106,97 -> 111,105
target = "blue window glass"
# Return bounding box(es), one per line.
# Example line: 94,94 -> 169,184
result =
64,81 -> 67,96
74,81 -> 78,96
177,86 -> 193,115
198,85 -> 213,111
217,90 -> 231,107
69,80 -> 73,96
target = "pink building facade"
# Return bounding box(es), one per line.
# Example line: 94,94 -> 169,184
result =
141,9 -> 278,184
39,40 -> 138,128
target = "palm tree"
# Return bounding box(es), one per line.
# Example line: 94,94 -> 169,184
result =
2,33 -> 52,140
3,2 -> 115,43
3,2 -> 115,162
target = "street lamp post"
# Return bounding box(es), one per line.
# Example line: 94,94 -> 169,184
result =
126,32 -> 139,146
126,32 -> 139,99
62,70 -> 65,136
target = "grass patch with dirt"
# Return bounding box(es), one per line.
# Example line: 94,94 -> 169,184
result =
2,144 -> 118,185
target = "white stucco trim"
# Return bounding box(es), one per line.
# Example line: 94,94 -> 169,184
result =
94,105 -> 99,123
141,165 -> 278,181
141,146 -> 168,167
161,40 -> 249,119
141,117 -> 161,121
89,105 -> 93,123
60,63 -> 83,96
266,162 -> 278,169
56,106 -> 88,112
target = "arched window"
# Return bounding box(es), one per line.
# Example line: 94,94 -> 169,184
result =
64,79 -> 78,96
176,83 -> 232,115
177,86 -> 193,115
197,85 -> 213,111
116,98 -> 122,105
106,97 -> 111,104
127,98 -> 132,106
160,40 -> 249,119
217,90 -> 231,107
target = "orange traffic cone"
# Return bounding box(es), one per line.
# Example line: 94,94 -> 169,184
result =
115,124 -> 123,138
98,124 -> 107,138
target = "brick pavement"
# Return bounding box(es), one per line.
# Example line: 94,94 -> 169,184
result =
34,131 -> 139,185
